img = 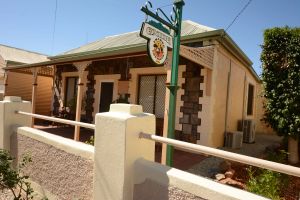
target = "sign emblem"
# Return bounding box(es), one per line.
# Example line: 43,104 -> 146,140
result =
140,21 -> 173,65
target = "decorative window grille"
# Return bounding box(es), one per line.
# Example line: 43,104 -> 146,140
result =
138,75 -> 166,118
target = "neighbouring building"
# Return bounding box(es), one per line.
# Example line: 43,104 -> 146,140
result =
0,44 -> 53,116
4,20 -> 271,147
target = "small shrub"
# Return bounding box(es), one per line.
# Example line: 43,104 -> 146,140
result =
0,149 -> 33,200
266,149 -> 288,163
246,167 -> 282,200
85,136 -> 94,145
246,150 -> 289,199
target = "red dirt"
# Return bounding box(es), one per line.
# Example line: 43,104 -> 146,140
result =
230,162 -> 300,200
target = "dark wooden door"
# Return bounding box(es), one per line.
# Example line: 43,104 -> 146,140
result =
99,82 -> 114,112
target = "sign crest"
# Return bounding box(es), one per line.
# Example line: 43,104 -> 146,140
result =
140,21 -> 173,65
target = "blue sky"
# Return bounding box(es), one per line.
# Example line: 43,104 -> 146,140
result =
0,0 -> 299,75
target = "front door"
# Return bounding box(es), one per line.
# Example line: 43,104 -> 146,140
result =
99,82 -> 114,112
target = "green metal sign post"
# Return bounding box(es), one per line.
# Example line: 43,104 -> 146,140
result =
141,0 -> 185,167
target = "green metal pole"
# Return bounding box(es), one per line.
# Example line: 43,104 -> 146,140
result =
166,0 -> 185,167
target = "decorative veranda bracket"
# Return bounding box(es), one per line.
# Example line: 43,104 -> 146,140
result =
73,61 -> 92,77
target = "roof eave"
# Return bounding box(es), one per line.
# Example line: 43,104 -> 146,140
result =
6,60 -> 26,66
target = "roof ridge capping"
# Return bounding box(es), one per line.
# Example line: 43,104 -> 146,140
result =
104,30 -> 140,39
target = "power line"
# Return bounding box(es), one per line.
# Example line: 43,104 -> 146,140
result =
225,0 -> 253,32
51,0 -> 58,54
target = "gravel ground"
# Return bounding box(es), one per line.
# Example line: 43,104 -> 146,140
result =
0,190 -> 14,200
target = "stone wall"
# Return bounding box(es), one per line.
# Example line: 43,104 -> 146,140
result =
178,60 -> 204,143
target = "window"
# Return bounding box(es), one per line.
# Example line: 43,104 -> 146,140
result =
65,77 -> 78,106
247,84 -> 254,115
138,75 -> 166,118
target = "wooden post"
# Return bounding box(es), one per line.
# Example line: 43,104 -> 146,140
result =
73,61 -> 91,141
50,65 -> 56,115
3,71 -> 9,97
31,67 -> 40,127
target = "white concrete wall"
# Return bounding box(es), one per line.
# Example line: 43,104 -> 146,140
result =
93,104 -> 155,200
134,159 -> 268,200
0,96 -> 31,150
93,104 -> 268,200
0,100 -> 271,200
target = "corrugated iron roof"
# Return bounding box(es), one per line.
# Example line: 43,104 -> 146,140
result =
60,20 -> 215,56
0,44 -> 48,64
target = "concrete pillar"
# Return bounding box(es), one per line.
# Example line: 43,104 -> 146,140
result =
93,104 -> 155,200
0,96 -> 32,151
73,61 -> 91,141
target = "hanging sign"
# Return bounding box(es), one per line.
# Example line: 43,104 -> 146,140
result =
140,21 -> 173,65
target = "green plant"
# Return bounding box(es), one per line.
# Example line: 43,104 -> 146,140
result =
67,95 -> 87,114
266,149 -> 288,164
85,136 -> 94,145
246,167 -> 282,200
261,27 -> 300,162
0,149 -> 33,200
246,150 -> 290,199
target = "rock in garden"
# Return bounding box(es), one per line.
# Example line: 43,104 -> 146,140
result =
219,160 -> 232,172
215,173 -> 225,181
224,169 -> 235,178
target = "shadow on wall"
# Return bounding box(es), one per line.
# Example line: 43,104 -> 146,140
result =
134,177 -> 205,200
133,159 -> 205,200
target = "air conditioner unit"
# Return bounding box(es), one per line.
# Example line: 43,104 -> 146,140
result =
238,119 -> 256,143
225,131 -> 243,149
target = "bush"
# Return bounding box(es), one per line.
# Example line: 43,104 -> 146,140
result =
261,27 -> 300,139
246,150 -> 289,199
246,167 -> 281,200
0,149 -> 33,200
85,136 -> 94,145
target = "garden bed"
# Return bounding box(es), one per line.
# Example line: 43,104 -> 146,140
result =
230,162 -> 300,200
